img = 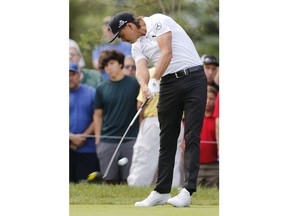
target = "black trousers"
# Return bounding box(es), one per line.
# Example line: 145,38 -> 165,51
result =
155,67 -> 207,194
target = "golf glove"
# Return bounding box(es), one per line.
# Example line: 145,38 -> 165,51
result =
148,78 -> 159,98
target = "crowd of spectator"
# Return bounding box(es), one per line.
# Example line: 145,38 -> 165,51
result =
69,16 -> 219,187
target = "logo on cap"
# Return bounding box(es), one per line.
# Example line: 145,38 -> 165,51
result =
108,12 -> 136,43
203,55 -> 219,66
204,57 -> 213,63
118,20 -> 128,28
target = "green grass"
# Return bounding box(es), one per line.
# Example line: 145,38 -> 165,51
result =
70,205 -> 219,216
70,183 -> 219,205
70,183 -> 219,216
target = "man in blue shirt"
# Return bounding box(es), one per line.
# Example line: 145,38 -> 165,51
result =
69,61 -> 100,183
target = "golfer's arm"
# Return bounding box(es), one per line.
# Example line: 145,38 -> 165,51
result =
135,59 -> 150,87
152,32 -> 172,80
93,109 -> 103,144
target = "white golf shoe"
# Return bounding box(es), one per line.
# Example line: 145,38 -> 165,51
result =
167,188 -> 191,207
134,191 -> 171,207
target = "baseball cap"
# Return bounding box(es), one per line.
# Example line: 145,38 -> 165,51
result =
69,61 -> 79,73
202,55 -> 219,66
108,12 -> 136,43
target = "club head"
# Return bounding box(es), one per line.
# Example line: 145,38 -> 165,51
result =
87,171 -> 103,183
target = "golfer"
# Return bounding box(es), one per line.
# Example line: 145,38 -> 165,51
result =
108,12 -> 207,207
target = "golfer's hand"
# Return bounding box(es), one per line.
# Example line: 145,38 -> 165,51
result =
140,83 -> 151,99
147,78 -> 159,98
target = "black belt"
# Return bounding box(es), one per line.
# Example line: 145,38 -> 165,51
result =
162,65 -> 203,81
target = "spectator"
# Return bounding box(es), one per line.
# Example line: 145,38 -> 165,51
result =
69,62 -> 100,183
197,85 -> 219,187
93,50 -> 139,184
70,39 -> 103,89
70,39 -> 85,68
214,67 -> 219,86
92,16 -> 132,80
128,67 -> 184,187
123,56 -> 136,77
202,55 -> 219,91
214,91 -> 219,152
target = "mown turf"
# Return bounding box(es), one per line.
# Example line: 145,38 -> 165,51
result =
70,183 -> 219,216
69,183 -> 219,205
70,204 -> 219,216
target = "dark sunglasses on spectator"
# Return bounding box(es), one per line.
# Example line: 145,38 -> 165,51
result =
124,65 -> 136,70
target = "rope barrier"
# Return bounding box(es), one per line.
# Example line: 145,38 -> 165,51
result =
77,134 -> 217,144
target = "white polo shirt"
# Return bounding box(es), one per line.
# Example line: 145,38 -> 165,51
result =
132,13 -> 202,77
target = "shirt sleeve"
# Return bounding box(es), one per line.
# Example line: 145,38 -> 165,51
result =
94,86 -> 103,109
152,16 -> 172,37
132,43 -> 148,63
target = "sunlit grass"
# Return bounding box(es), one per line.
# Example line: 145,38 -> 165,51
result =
69,183 -> 219,206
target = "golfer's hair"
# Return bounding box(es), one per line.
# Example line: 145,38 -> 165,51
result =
131,17 -> 142,29
98,49 -> 125,70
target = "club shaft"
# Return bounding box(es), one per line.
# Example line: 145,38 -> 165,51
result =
103,98 -> 149,179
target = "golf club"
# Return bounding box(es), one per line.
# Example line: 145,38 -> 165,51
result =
87,171 -> 103,182
102,97 -> 149,179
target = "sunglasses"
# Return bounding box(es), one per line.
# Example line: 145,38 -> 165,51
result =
69,53 -> 78,57
124,65 -> 136,70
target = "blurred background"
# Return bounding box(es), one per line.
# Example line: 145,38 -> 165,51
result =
70,0 -> 219,68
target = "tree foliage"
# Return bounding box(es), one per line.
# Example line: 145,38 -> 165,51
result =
70,0 -> 219,68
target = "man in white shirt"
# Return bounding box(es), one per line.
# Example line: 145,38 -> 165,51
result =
108,12 -> 207,208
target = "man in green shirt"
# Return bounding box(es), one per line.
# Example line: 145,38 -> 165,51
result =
94,49 -> 139,184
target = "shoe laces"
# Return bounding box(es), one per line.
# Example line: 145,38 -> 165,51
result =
145,191 -> 157,202
176,187 -> 189,198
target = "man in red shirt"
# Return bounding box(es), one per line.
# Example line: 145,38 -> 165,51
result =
214,91 -> 219,151
197,85 -> 219,187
